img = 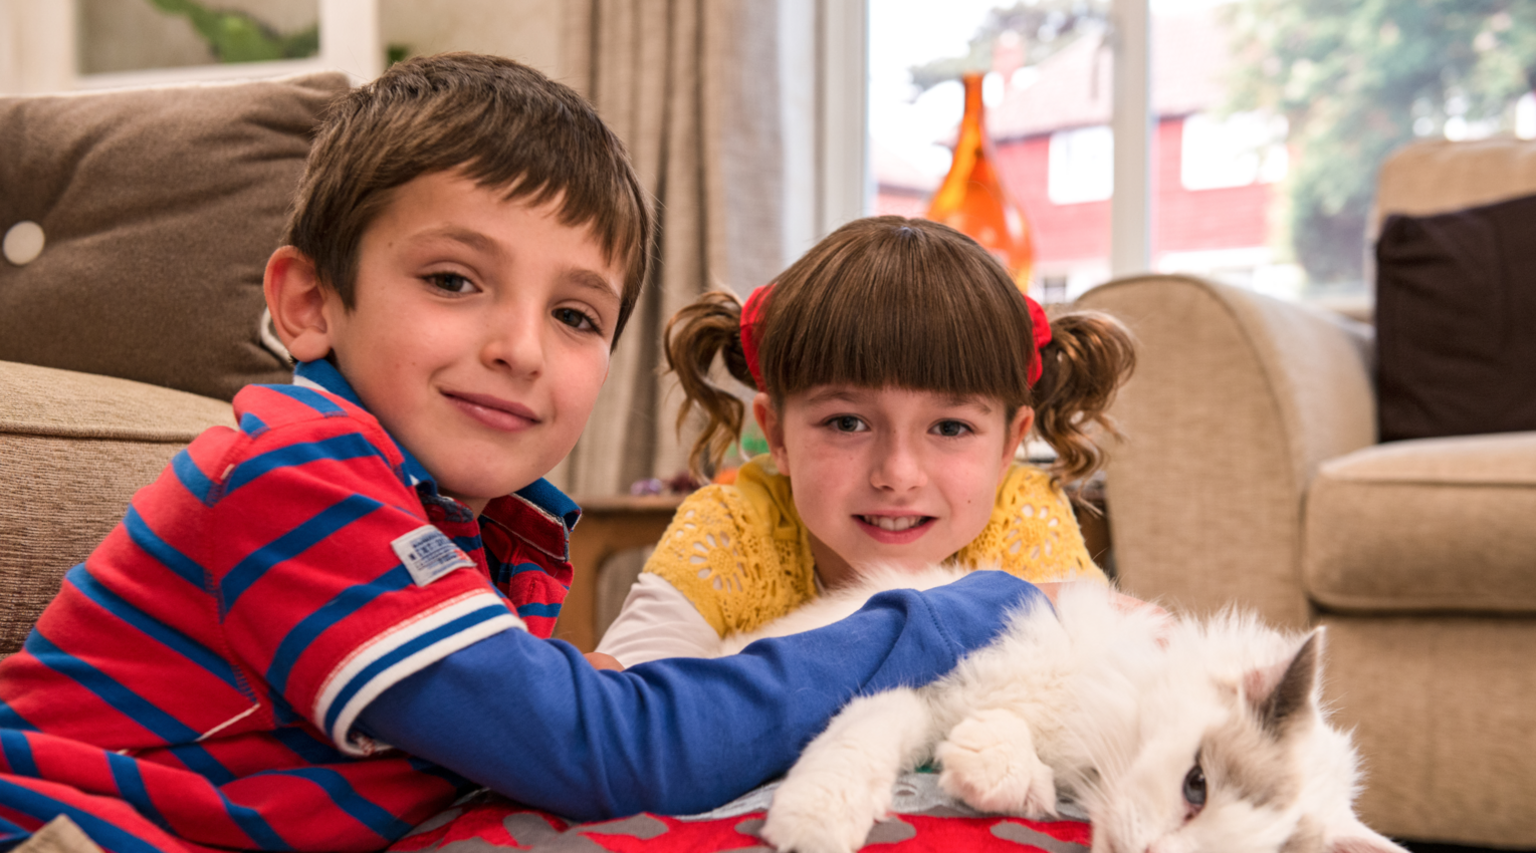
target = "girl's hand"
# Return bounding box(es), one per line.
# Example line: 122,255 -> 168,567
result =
584,652 -> 625,671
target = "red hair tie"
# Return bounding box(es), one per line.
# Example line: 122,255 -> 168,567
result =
737,283 -> 1052,390
1024,293 -> 1052,386
739,283 -> 773,389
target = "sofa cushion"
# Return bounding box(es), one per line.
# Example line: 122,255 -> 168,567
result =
0,360 -> 233,656
0,72 -> 347,402
1375,192 -> 1536,442
1303,431 -> 1536,614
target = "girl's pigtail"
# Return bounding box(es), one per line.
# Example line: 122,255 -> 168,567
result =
1031,310 -> 1137,485
664,290 -> 758,478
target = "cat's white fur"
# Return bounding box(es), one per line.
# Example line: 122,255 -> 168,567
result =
716,566 -> 1406,853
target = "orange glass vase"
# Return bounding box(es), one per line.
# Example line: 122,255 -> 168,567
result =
925,72 -> 1036,293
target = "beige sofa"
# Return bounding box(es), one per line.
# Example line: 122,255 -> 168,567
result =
0,72 -> 348,657
1079,138 -> 1536,849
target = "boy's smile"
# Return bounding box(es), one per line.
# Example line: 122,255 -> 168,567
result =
757,386 -> 1032,589
272,170 -> 624,512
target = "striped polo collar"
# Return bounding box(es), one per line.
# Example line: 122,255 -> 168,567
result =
291,359 -> 580,531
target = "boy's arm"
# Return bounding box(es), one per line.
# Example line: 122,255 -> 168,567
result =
358,570 -> 1043,821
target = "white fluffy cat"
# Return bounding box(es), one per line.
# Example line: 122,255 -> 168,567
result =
716,566 -> 1407,853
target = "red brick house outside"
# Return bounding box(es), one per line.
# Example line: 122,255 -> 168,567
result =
876,7 -> 1290,302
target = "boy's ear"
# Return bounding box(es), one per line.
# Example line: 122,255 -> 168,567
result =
752,393 -> 788,469
264,245 -> 340,364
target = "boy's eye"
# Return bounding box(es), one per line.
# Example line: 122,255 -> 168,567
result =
426,273 -> 477,294
826,415 -> 868,433
554,307 -> 599,332
933,420 -> 972,438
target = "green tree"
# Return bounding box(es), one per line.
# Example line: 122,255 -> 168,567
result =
147,0 -> 319,64
1225,0 -> 1536,288
908,0 -> 1108,92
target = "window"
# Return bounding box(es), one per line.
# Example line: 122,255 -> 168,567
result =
1179,111 -> 1286,191
1048,125 -> 1114,204
866,0 -> 1535,306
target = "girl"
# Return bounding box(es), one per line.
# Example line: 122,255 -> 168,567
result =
597,216 -> 1136,666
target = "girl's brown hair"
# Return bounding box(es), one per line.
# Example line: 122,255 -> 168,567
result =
666,216 -> 1135,483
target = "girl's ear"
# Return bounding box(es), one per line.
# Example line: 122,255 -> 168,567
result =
264,246 -> 340,363
753,392 -> 789,470
1002,406 -> 1035,482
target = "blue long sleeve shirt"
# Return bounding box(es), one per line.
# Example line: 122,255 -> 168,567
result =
360,570 -> 1040,820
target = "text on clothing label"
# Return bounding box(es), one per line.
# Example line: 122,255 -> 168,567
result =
392,525 -> 475,586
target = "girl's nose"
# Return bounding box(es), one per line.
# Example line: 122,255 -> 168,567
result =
870,435 -> 927,492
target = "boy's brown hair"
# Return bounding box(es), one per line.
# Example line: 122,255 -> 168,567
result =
667,216 -> 1136,484
283,52 -> 653,342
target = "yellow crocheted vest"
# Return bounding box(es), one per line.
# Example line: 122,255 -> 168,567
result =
644,456 -> 1105,637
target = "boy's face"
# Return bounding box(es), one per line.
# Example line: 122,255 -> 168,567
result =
321,171 -> 622,512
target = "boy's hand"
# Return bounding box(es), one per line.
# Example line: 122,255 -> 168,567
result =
584,651 -> 624,671
1036,580 -> 1175,644
1035,581 -> 1171,620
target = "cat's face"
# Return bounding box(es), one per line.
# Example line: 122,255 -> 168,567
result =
1083,631 -> 1408,853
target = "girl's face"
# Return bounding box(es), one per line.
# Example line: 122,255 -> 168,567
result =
755,385 -> 1032,589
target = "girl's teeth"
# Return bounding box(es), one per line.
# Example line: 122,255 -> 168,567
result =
865,516 -> 924,532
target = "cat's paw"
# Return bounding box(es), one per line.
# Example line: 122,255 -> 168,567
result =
935,709 -> 1059,819
761,771 -> 890,853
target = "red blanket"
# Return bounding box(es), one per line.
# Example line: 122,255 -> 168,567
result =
389,792 -> 1092,852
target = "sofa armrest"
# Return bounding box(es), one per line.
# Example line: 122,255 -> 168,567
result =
1076,275 -> 1376,627
0,360 -> 234,655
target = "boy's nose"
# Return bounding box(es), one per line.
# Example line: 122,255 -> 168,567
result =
481,308 -> 544,377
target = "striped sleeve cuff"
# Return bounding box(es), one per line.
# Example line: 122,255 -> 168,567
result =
315,590 -> 526,756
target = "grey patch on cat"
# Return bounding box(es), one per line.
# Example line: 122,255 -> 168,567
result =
578,814 -> 669,840
402,807 -> 463,839
990,821 -> 1090,853
1258,632 -> 1321,738
1204,717 -> 1302,809
1203,672 -> 1308,811
864,817 -> 917,845
1280,815 -> 1325,853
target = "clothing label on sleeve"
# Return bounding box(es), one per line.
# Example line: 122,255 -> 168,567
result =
392,525 -> 475,586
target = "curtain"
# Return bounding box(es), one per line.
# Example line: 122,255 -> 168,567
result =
551,0 -> 795,498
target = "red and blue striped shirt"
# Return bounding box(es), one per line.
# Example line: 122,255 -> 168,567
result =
0,360 -> 578,853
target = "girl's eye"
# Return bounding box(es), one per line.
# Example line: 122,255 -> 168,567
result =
1182,764 -> 1207,813
426,273 -> 477,294
933,420 -> 972,438
826,415 -> 868,433
554,307 -> 599,332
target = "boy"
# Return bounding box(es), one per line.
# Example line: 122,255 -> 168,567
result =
0,54 -> 1044,853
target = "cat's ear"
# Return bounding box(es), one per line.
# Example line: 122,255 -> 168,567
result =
1324,816 -> 1410,853
1244,628 -> 1324,737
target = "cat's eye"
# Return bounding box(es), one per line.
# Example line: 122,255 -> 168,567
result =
1182,764 -> 1207,811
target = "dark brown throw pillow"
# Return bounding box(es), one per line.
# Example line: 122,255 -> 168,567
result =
1375,192 -> 1536,443
0,72 -> 349,401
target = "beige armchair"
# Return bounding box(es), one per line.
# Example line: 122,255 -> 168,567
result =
1078,138 -> 1536,848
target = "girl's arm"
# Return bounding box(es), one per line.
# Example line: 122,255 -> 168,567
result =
596,573 -> 723,666
358,570 -> 1042,821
